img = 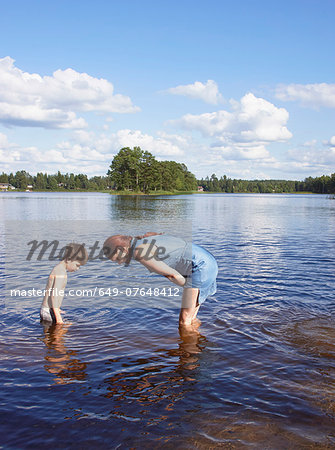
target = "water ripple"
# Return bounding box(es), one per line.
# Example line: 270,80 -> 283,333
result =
1,193 -> 335,447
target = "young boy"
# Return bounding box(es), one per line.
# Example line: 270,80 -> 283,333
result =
40,243 -> 88,324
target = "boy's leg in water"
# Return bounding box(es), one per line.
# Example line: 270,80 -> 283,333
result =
179,288 -> 200,327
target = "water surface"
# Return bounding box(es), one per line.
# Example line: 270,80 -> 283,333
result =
1,192 -> 335,448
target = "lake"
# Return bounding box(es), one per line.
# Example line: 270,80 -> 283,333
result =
1,192 -> 335,448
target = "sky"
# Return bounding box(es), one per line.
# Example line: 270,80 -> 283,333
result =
0,0 -> 334,180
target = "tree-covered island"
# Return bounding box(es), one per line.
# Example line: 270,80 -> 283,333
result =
1,146 -> 335,194
107,147 -> 197,192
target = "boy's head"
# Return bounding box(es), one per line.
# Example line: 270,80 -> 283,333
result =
62,243 -> 88,272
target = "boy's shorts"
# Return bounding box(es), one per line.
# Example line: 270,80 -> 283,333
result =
40,306 -> 55,322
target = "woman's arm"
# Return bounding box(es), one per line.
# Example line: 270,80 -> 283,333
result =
135,232 -> 163,239
135,245 -> 186,287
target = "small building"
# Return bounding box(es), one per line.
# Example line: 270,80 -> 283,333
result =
0,183 -> 15,191
197,186 -> 204,192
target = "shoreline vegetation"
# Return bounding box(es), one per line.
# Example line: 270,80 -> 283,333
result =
1,146 -> 335,195
0,188 -> 318,195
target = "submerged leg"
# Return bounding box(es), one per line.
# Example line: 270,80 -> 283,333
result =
179,288 -> 200,327
192,305 -> 200,321
191,305 -> 201,327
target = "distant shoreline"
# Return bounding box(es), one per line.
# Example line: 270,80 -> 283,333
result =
0,189 -> 317,195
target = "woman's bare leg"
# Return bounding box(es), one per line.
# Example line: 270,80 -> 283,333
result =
192,305 -> 200,321
191,305 -> 201,328
179,288 -> 200,327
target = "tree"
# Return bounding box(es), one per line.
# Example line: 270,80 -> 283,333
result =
75,174 -> 89,190
107,148 -> 198,193
329,173 -> 335,193
160,161 -> 176,191
47,176 -> 58,190
210,174 -> 220,191
140,151 -> 160,192
108,147 -> 143,191
0,172 -> 8,183
8,173 -> 15,187
56,170 -> 65,184
15,170 -> 29,190
35,172 -> 47,190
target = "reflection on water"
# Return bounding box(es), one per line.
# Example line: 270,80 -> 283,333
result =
1,192 -> 335,447
177,324 -> 204,375
108,195 -> 193,238
99,326 -> 205,424
109,195 -> 190,220
41,323 -> 88,385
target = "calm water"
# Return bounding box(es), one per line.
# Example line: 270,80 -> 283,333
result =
1,192 -> 335,448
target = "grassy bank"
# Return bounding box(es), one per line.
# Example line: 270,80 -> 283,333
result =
195,190 -> 314,194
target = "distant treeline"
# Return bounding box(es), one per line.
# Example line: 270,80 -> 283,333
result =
0,171 -> 110,191
0,147 -> 197,192
198,173 -> 335,194
1,146 -> 335,194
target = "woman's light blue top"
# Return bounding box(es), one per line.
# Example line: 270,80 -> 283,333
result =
131,235 -> 218,304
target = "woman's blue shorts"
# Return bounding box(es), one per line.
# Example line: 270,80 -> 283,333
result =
184,243 -> 218,304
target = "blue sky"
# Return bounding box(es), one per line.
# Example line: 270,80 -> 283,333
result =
0,0 -> 334,180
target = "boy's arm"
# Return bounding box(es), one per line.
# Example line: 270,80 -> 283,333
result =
50,275 -> 66,324
135,246 -> 186,287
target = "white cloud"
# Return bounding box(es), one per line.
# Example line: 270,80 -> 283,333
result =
0,132 -> 10,148
185,148 -> 283,179
0,131 -> 112,174
26,147 -> 68,164
287,138 -> 335,169
111,129 -> 184,156
0,127 -> 187,176
0,56 -> 139,129
211,143 -> 273,161
167,80 -> 223,104
53,129 -> 185,171
56,142 -> 108,162
72,130 -> 96,144
0,132 -> 21,163
156,131 -> 189,148
275,83 -> 335,108
303,139 -> 317,147
171,93 -> 292,142
2,126 -> 334,180
169,93 -> 292,161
